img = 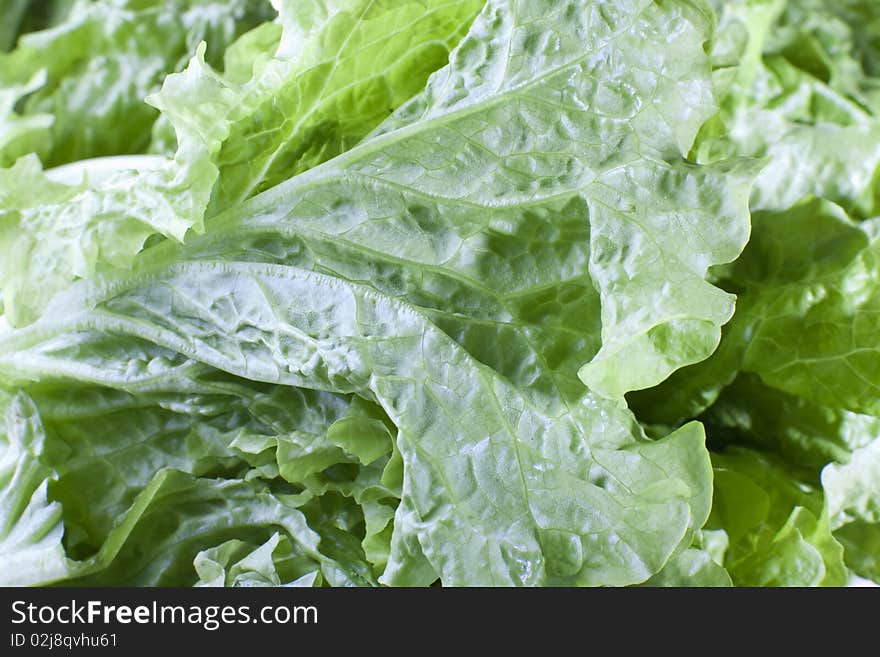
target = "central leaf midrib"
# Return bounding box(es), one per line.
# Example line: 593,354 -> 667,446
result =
226,9 -> 644,224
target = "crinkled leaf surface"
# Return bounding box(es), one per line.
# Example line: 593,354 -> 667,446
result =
0,260 -> 714,586
29,0 -> 880,589
0,0 -> 273,166
626,2 -> 880,588
207,0 -> 486,211
642,547 -> 732,587
184,0 -> 755,400
0,392 -> 71,586
631,198 -> 880,424
708,448 -> 846,586
0,0 -> 485,329
698,0 -> 880,217
0,0 -> 762,586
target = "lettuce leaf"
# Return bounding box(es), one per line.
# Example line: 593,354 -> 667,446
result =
0,392 -> 71,586
6,0 -> 878,588
628,0 -> 880,585
0,0 -> 484,327
0,0 -> 273,166
0,0 -> 756,586
707,448 -> 846,587
823,438 -> 880,580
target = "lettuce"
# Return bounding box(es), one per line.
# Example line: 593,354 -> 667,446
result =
1,0 -> 878,587
632,0 -> 880,585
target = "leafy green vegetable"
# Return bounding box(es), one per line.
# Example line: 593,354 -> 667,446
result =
708,448 -> 846,586
0,392 -> 70,586
823,438 -> 880,580
0,0 -> 273,167
206,0 -> 486,210
0,0 -> 483,327
2,0 -> 880,587
0,71 -> 52,164
632,0 -> 880,585
642,548 -> 732,587
194,533 -> 323,587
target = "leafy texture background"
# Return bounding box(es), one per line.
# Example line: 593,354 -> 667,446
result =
2,0 -> 879,587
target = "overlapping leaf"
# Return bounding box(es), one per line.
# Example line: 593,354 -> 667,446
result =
0,0 -> 757,586
0,0 -> 483,327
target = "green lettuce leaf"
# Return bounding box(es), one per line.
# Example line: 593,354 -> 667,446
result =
0,0 -> 762,586
631,197 -> 880,424
643,547 -> 732,587
18,0 -> 877,589
194,533 -> 322,587
206,0 -> 485,211
704,373 -> 880,472
0,42 -> 229,328
630,0 -> 880,431
67,470 -> 361,587
0,369 -> 403,585
698,0 -> 880,217
0,0 -> 273,166
0,0 -> 484,328
706,200 -> 880,419
0,259 -> 714,586
0,71 -> 52,166
708,447 -> 846,586
171,0 -> 755,400
0,392 -> 72,586
822,438 -> 880,580
627,1 -> 880,584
